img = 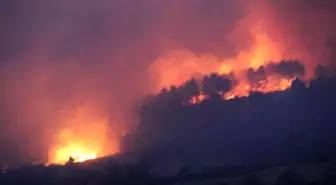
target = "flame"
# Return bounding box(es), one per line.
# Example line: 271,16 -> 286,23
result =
46,2 -> 314,163
48,106 -> 118,164
148,1 -> 314,101
150,24 -> 302,100
48,128 -> 101,164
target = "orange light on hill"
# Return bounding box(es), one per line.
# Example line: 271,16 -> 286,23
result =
49,128 -> 101,164
150,26 -> 298,101
50,138 -> 98,163
48,106 -> 118,164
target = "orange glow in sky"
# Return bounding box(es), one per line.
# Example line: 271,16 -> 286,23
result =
150,26 -> 296,99
48,106 -> 118,164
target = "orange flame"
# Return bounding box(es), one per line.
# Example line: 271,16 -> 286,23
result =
150,25 -> 302,100
48,128 -> 100,164
48,106 -> 118,164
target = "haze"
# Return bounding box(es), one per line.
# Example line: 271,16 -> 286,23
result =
0,0 -> 335,167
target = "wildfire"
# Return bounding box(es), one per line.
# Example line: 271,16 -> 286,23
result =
48,106 -> 118,164
150,23 -> 304,100
48,128 -> 102,164
50,135 -> 98,163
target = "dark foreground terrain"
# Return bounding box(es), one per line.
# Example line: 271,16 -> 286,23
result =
1,159 -> 336,185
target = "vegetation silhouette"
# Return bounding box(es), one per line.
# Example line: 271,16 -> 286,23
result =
1,62 -> 336,184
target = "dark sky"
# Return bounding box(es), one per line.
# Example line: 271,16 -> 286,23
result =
0,0 -> 335,167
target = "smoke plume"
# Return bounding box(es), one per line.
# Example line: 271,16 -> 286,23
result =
0,0 -> 335,167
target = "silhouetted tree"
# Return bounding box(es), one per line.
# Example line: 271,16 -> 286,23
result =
179,78 -> 200,102
202,73 -> 231,97
269,60 -> 305,78
247,67 -> 267,88
158,87 -> 169,99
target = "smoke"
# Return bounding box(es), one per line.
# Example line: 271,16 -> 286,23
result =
150,0 -> 336,90
0,0 -> 165,166
0,0 -> 336,167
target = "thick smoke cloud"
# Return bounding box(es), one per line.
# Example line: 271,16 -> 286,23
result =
0,0 -> 244,167
0,0 -> 336,167
266,0 -> 336,73
0,0 -> 167,166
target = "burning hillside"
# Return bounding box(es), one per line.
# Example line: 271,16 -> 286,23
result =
149,0 -> 336,98
45,0 -> 313,164
153,60 -> 306,103
46,106 -> 119,164
149,33 -> 301,100
149,26 -> 308,101
0,0 -> 336,167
